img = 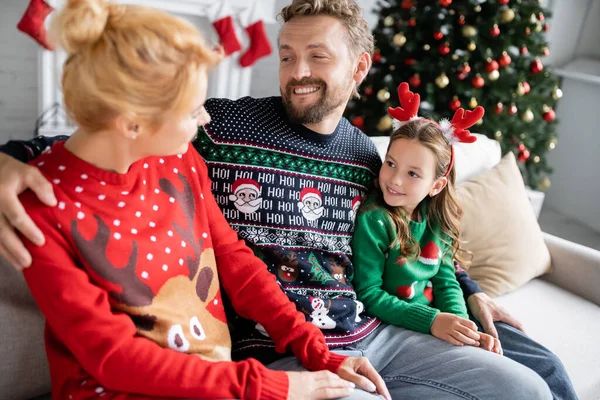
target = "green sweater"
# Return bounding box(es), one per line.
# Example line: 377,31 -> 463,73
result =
351,198 -> 468,334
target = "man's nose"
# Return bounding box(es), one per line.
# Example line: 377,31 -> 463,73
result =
291,58 -> 311,81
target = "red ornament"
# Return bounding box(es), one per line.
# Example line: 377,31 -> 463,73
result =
408,18 -> 417,27
518,143 -> 526,152
498,52 -> 512,67
522,82 -> 531,94
458,15 -> 466,25
538,13 -> 545,21
543,23 -> 550,32
433,31 -> 444,40
372,51 -> 382,63
530,58 -> 544,74
543,47 -> 550,56
519,149 -> 531,162
490,24 -> 500,37
525,27 -> 531,35
457,63 -> 470,80
401,0 -> 414,9
409,74 -> 421,88
352,116 -> 365,129
438,43 -> 450,56
520,46 -> 528,55
439,0 -> 452,6
498,0 -> 509,4
494,103 -> 504,115
485,60 -> 500,73
508,104 -> 518,115
364,87 -> 373,96
450,97 -> 461,111
471,74 -> 485,88
543,109 -> 556,122
404,58 -> 416,66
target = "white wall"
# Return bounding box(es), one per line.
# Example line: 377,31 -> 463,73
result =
0,0 -> 42,143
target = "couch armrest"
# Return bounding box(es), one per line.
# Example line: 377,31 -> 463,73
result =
542,232 -> 600,306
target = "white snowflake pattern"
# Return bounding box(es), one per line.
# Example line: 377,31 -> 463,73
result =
242,227 -> 270,243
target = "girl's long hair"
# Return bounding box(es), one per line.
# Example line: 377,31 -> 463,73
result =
370,119 -> 471,266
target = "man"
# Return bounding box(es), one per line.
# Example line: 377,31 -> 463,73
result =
0,0 -> 575,398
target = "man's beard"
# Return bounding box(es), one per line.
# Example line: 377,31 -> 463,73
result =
281,77 -> 351,125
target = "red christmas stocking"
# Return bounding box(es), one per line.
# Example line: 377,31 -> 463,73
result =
17,0 -> 54,50
240,20 -> 272,68
209,2 -> 241,56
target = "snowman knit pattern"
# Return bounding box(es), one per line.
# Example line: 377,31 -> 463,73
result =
351,196 -> 469,334
198,96 -> 383,361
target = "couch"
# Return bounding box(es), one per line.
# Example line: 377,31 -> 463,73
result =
1,135 -> 599,400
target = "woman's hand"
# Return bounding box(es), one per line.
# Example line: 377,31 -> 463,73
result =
286,370 -> 355,400
336,357 -> 391,400
431,312 -> 481,346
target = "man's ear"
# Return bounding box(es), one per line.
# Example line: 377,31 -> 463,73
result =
429,177 -> 448,197
114,115 -> 140,140
353,51 -> 372,86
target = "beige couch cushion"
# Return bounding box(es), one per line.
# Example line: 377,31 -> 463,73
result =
0,260 -> 50,400
495,278 -> 600,400
456,152 -> 551,297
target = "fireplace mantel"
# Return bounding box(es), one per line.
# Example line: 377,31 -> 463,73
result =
39,0 -> 277,136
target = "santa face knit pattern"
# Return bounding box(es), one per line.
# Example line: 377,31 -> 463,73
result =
351,196 -> 469,335
198,96 -> 383,360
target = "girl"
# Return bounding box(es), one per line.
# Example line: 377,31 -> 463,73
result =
351,83 -> 501,354
19,0 -> 388,399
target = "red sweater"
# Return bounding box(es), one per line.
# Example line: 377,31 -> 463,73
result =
21,142 -> 346,400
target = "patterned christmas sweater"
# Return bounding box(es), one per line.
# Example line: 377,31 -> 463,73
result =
197,96 -> 383,361
19,141 -> 345,400
351,196 -> 469,334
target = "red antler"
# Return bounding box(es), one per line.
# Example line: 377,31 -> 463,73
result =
450,106 -> 485,143
387,82 -> 420,122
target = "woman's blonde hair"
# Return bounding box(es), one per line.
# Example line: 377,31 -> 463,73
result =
279,0 -> 374,98
371,119 -> 471,266
50,0 -> 222,133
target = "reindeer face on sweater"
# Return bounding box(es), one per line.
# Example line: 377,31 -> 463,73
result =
71,174 -> 232,361
274,249 -> 300,282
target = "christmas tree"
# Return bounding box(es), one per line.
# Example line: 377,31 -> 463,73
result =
345,0 -> 562,190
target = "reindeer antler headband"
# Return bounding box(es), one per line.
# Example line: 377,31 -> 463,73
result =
387,82 -> 485,177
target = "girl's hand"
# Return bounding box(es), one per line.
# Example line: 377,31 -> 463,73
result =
431,312 -> 481,346
478,332 -> 503,355
285,370 -> 355,400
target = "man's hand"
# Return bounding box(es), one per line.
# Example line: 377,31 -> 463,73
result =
430,312 -> 481,347
467,292 -> 526,338
0,153 -> 56,270
336,357 -> 391,400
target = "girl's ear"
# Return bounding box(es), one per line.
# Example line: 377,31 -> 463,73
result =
429,177 -> 448,197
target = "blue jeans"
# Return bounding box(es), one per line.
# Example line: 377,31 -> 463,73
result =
268,323 -> 552,399
489,321 -> 578,400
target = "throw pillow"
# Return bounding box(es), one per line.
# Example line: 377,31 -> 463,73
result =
455,152 -> 551,297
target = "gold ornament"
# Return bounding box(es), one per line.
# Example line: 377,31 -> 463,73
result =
494,130 -> 502,139
535,22 -> 543,32
449,9 -> 455,15
393,33 -> 407,46
539,176 -> 551,191
435,73 -> 450,88
462,25 -> 478,38
522,108 -> 534,122
469,97 -> 478,108
377,115 -> 393,132
384,16 -> 394,27
377,89 -> 390,102
488,70 -> 500,81
424,44 -> 431,50
474,5 -> 481,12
520,133 -> 526,139
533,155 -> 541,163
552,87 -> 563,99
467,41 -> 477,51
501,8 -> 515,23
516,83 -> 526,96
476,119 -> 483,125
548,137 -> 557,151
530,14 -> 538,24
389,65 -> 396,71
452,54 -> 459,60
